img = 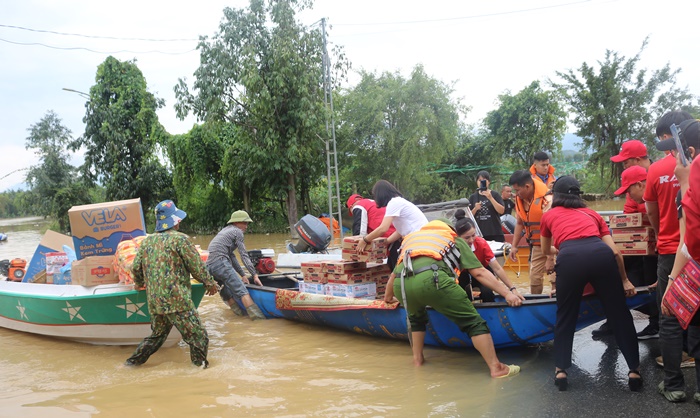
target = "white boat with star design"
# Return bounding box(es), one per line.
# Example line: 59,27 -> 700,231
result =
0,281 -> 206,346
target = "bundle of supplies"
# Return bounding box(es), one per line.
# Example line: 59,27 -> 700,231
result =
609,213 -> 655,256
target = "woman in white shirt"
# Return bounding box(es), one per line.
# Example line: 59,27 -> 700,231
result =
357,180 -> 428,269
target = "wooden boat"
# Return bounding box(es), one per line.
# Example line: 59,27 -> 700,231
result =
248,274 -> 653,349
0,281 -> 206,346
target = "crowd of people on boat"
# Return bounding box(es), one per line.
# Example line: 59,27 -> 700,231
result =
125,111 -> 700,403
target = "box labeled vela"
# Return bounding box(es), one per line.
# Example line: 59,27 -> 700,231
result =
69,198 -> 146,259
611,227 -> 656,242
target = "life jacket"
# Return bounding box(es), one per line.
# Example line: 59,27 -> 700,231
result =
530,164 -> 556,187
397,220 -> 461,276
514,180 -> 550,246
352,199 -> 396,238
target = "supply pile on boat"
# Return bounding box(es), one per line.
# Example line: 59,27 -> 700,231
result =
609,213 -> 656,256
299,236 -> 392,299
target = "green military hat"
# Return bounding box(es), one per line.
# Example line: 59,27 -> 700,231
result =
227,210 -> 253,224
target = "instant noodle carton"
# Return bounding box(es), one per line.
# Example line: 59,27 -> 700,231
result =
326,283 -> 377,298
68,198 -> 146,259
608,213 -> 651,229
298,281 -> 327,295
611,227 -> 656,243
302,272 -> 328,284
327,271 -> 371,284
616,241 -> 655,256
23,230 -> 75,282
71,255 -> 118,286
322,260 -> 367,274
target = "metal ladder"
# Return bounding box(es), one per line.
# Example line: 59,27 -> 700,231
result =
321,18 -> 343,239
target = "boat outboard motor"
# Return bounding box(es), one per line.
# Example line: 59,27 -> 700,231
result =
501,214 -> 517,234
287,214 -> 332,254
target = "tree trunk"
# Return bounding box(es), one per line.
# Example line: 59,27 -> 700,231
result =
243,185 -> 251,213
286,173 -> 299,238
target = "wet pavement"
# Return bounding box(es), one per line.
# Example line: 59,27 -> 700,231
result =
490,312 -> 700,417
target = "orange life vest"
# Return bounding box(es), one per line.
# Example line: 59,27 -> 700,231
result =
530,164 -> 556,187
397,220 -> 461,276
514,180 -> 550,246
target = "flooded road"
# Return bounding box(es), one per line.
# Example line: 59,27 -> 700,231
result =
1,215 -> 698,417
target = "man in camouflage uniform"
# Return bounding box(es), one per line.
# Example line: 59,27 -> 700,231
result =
126,200 -> 218,368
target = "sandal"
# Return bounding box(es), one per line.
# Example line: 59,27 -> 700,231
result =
495,364 -> 520,378
554,370 -> 568,391
628,370 -> 643,392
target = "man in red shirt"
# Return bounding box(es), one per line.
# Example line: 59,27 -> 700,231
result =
647,111 -> 694,401
592,142 -> 658,340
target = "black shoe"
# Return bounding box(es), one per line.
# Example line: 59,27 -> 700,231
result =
554,370 -> 568,391
628,370 -> 643,392
636,324 -> 659,340
591,321 -> 612,338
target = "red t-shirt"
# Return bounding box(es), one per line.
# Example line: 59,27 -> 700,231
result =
540,207 -> 610,249
623,194 -> 646,214
682,156 -> 700,260
643,154 -> 680,254
471,236 -> 496,267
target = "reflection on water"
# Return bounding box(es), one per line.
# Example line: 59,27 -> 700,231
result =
1,207 -> 683,417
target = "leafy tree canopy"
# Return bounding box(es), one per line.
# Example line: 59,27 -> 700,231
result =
70,56 -> 173,210
484,80 -> 566,168
551,38 -> 695,191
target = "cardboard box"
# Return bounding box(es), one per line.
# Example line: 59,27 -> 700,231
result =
302,272 -> 328,284
327,283 -> 377,298
327,272 -> 371,284
341,249 -> 386,263
71,256 -> 119,286
342,236 -> 388,251
69,198 -> 146,259
609,213 -> 651,229
611,227 -> 656,242
298,282 -> 327,295
323,260 -> 367,274
616,241 -> 655,256
24,230 -> 75,282
46,251 -> 70,285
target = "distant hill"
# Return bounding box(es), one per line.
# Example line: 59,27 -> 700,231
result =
562,133 -> 583,152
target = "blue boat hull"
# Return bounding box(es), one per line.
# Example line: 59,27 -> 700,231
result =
247,277 -> 653,349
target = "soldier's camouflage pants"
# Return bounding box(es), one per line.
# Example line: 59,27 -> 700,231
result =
127,309 -> 209,367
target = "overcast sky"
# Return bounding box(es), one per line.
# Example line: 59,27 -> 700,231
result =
1,0 -> 698,191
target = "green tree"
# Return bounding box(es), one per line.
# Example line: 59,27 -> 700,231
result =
71,56 -> 173,210
336,65 -> 465,203
174,0 -> 338,231
483,81 -> 567,168
25,111 -> 80,230
551,39 -> 695,192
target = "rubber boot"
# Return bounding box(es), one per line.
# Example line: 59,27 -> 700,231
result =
246,303 -> 266,321
227,299 -> 246,316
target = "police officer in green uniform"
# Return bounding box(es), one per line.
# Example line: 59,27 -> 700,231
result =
384,219 -> 522,378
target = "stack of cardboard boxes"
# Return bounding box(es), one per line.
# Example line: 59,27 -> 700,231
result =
299,236 -> 392,299
609,213 -> 656,256
25,198 -> 147,286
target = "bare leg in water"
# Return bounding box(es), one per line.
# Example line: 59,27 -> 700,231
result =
412,331 -> 514,377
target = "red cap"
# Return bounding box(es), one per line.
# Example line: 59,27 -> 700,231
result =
610,140 -> 647,162
614,165 -> 648,195
346,194 -> 362,214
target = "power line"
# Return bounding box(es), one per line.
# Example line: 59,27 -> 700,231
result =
0,23 -> 198,42
333,0 -> 592,26
0,37 -> 196,55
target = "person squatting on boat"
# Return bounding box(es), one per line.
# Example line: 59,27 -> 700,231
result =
126,200 -> 219,368
539,176 -> 641,392
508,169 -> 554,294
656,118 -> 700,403
206,210 -> 266,320
357,180 -> 428,270
454,218 -> 524,303
384,219 -> 522,378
